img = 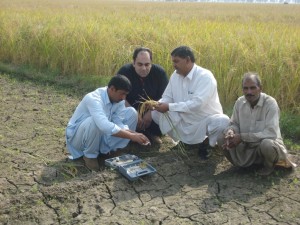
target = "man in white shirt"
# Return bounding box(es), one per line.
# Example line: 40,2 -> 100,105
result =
152,46 -> 230,159
66,75 -> 150,171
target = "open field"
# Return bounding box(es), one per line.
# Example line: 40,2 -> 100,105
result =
0,72 -> 300,224
0,0 -> 299,112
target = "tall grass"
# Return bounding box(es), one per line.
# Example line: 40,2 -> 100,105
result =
0,0 -> 299,113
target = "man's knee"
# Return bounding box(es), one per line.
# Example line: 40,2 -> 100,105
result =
260,139 -> 274,151
125,106 -> 137,118
80,117 -> 99,137
209,114 -> 230,133
69,117 -> 100,151
124,107 -> 138,128
259,139 -> 279,165
218,115 -> 230,130
127,106 -> 137,115
151,110 -> 160,125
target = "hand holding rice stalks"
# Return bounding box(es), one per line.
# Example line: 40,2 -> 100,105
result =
138,96 -> 187,157
138,96 -> 159,117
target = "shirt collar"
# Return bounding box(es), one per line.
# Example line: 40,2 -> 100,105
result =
103,87 -> 112,105
242,93 -> 264,107
186,64 -> 196,80
256,93 -> 264,107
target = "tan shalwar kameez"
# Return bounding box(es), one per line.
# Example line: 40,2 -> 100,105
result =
222,93 -> 295,169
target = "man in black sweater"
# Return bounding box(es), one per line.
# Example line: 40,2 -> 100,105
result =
117,47 -> 168,144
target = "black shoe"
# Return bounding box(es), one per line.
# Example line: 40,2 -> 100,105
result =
198,138 -> 209,160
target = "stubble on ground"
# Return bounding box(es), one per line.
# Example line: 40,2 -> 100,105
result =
0,74 -> 299,225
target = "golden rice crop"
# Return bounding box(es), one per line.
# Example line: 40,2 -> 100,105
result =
0,0 -> 299,113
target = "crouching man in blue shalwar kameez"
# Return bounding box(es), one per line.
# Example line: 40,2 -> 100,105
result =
66,75 -> 150,171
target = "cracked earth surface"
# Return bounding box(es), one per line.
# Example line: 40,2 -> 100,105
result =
0,73 -> 299,225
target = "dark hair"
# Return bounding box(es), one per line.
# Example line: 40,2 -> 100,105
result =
133,47 -> 152,61
242,72 -> 262,88
171,46 -> 195,63
108,74 -> 132,92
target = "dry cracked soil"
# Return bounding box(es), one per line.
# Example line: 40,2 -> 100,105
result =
0,73 -> 300,225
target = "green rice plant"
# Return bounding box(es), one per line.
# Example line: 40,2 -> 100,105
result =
280,112 -> 300,142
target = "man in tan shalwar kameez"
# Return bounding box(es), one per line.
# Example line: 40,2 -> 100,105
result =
219,72 -> 297,176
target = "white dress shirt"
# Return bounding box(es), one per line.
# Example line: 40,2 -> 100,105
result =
66,87 -> 136,158
152,64 -> 228,145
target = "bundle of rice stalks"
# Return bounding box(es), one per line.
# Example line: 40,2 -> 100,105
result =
138,96 -> 187,157
138,97 -> 159,117
163,112 -> 187,157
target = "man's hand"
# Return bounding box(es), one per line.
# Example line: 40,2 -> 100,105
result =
154,102 -> 169,113
223,129 -> 242,150
130,132 -> 151,146
113,129 -> 150,145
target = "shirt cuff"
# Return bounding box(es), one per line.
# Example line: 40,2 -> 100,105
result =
111,125 -> 122,135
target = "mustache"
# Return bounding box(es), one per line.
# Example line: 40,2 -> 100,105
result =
246,94 -> 254,97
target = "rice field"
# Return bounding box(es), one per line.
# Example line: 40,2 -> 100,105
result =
0,0 -> 299,112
